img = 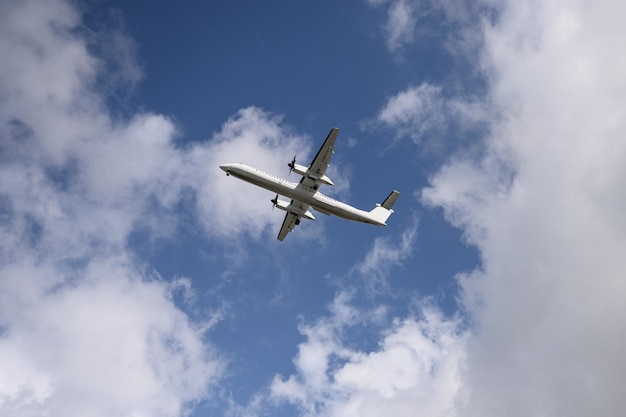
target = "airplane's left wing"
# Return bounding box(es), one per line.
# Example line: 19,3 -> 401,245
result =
300,127 -> 339,190
277,200 -> 310,241
277,212 -> 298,241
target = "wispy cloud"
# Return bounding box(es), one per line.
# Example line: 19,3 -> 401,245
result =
367,0 -> 489,57
374,83 -> 490,146
366,0 -> 418,53
352,218 -> 418,292
385,0 -> 418,52
377,83 -> 446,141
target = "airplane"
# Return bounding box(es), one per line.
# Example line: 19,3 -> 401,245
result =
219,127 -> 399,241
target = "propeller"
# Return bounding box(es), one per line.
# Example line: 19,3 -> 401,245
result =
271,194 -> 279,210
287,155 -> 296,176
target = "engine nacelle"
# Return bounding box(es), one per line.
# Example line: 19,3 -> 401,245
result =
315,174 -> 334,186
299,209 -> 316,220
273,198 -> 291,211
290,163 -> 309,177
272,198 -> 315,220
291,163 -> 334,186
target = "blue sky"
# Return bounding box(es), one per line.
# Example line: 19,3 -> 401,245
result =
1,1 -> 626,416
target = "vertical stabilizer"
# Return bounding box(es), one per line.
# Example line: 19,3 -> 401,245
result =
381,190 -> 400,210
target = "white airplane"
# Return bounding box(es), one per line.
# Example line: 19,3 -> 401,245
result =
219,127 -> 399,241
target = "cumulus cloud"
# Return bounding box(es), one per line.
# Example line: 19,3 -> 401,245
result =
190,108 -> 311,240
422,1 -> 626,415
262,225 -> 466,417
270,294 -> 465,417
0,0 -> 311,415
0,1 -> 225,415
0,255 -> 222,417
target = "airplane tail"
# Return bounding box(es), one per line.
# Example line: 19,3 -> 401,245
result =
368,190 -> 400,225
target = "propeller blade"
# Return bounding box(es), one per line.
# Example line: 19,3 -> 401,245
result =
288,155 -> 296,176
271,194 -> 279,210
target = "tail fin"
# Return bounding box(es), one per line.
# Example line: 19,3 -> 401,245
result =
381,190 -> 400,210
368,190 -> 400,225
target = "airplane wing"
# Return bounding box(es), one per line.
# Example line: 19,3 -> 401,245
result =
300,127 -> 339,190
277,212 -> 298,241
277,200 -> 310,241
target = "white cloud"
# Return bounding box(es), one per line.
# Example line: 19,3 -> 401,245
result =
265,228 -> 468,417
0,256 -> 222,417
367,0 -> 490,56
352,220 -> 418,291
0,2 -> 224,413
366,0 -> 418,52
375,83 -> 489,146
270,294 -> 465,417
422,0 -> 626,415
385,0 -> 418,52
377,83 -> 446,141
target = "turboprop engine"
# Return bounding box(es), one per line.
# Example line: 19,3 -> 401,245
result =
288,156 -> 334,186
271,195 -> 315,220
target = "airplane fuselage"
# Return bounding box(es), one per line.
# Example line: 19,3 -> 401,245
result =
219,163 -> 385,225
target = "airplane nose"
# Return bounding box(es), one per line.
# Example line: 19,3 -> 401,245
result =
220,163 -> 235,176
